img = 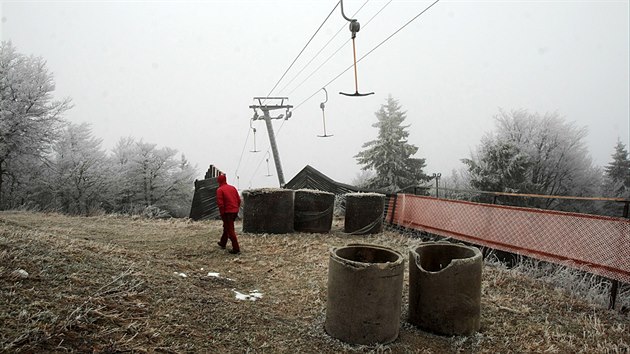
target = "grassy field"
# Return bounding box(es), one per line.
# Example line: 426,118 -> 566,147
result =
1,211 -> 628,353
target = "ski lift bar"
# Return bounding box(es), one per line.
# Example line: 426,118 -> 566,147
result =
318,88 -> 333,137
249,117 -> 260,152
339,0 -> 374,97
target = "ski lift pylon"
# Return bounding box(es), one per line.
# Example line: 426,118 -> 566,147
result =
318,88 -> 333,137
339,0 -> 374,97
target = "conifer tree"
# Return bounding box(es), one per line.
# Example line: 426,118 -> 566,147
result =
603,140 -> 630,198
354,96 -> 428,191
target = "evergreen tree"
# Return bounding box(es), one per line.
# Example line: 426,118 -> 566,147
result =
603,140 -> 630,198
355,96 -> 428,191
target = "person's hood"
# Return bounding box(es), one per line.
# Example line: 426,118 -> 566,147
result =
217,174 -> 227,186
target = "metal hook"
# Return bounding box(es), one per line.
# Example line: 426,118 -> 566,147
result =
339,0 -> 356,23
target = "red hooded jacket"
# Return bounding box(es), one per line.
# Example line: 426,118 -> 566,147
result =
216,174 -> 241,215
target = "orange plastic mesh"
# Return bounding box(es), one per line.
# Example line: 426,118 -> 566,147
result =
386,194 -> 630,284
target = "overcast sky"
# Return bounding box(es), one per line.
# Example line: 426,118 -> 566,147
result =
1,0 -> 628,190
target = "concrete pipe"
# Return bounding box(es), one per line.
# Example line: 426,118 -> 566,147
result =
408,241 -> 482,336
293,189 -> 335,233
344,193 -> 385,234
242,188 -> 294,234
325,244 -> 404,345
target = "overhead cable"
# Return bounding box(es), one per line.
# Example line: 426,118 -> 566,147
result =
264,1 -> 340,100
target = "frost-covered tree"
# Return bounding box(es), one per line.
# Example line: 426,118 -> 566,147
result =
601,141 -> 630,216
355,96 -> 428,192
603,140 -> 630,197
463,109 -> 601,211
110,138 -> 196,216
0,42 -> 70,208
51,123 -> 110,215
440,167 -> 473,200
462,138 -> 529,193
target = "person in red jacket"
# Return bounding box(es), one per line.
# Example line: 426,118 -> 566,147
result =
216,174 -> 241,254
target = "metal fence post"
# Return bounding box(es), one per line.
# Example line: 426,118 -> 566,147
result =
608,201 -> 629,310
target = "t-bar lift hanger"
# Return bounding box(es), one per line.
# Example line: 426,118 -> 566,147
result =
339,0 -> 374,97
318,88 -> 333,137
249,113 -> 261,152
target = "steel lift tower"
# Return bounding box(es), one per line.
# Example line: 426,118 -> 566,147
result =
249,97 -> 293,187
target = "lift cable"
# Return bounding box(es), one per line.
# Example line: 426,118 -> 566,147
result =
263,1 -> 340,102
277,0 -> 370,96
293,0 -> 440,111
286,0 -> 392,98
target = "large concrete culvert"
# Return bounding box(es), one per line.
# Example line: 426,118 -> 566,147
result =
242,188 -> 294,234
325,244 -> 404,345
343,193 -> 385,234
408,241 -> 482,336
293,189 -> 335,233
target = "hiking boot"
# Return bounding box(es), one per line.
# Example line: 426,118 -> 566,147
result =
217,242 -> 226,249
229,249 -> 241,255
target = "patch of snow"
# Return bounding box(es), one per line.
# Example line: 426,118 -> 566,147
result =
233,289 -> 264,301
207,272 -> 234,281
174,272 -> 187,278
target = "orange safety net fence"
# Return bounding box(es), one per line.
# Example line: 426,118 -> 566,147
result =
386,194 -> 630,284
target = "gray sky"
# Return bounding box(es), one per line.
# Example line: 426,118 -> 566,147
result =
2,0 -> 629,190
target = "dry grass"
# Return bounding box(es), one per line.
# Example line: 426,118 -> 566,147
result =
0,211 -> 628,353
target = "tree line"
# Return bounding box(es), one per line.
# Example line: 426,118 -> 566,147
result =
354,96 -> 629,217
3,41 -> 628,218
0,42 -> 195,217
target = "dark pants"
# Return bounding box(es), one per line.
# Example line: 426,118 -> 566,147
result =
219,213 -> 240,251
